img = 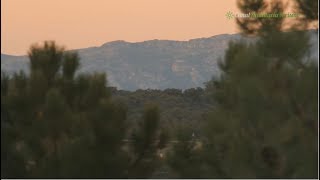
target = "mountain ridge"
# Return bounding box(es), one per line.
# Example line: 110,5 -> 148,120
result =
1,31 -> 318,90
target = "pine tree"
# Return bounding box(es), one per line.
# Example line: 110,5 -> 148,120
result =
1,41 -> 167,178
128,103 -> 168,178
168,0 -> 318,178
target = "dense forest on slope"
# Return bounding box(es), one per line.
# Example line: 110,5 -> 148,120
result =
111,87 -> 214,136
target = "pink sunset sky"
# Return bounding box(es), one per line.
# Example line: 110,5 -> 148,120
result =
1,0 -> 241,55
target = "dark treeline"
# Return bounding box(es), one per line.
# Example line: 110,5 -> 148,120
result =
1,0 -> 318,178
111,87 -> 213,136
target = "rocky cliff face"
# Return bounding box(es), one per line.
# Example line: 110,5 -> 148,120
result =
1,31 -> 318,90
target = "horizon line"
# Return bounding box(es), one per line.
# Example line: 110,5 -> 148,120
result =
2,28 -> 318,56
1,32 -> 240,56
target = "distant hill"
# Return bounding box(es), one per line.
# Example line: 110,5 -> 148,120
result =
1,30 -> 318,90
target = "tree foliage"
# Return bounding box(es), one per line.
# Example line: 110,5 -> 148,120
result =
1,42 -> 167,178
168,0 -> 318,178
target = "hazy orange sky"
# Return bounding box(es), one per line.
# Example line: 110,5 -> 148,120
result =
1,0 -> 240,55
